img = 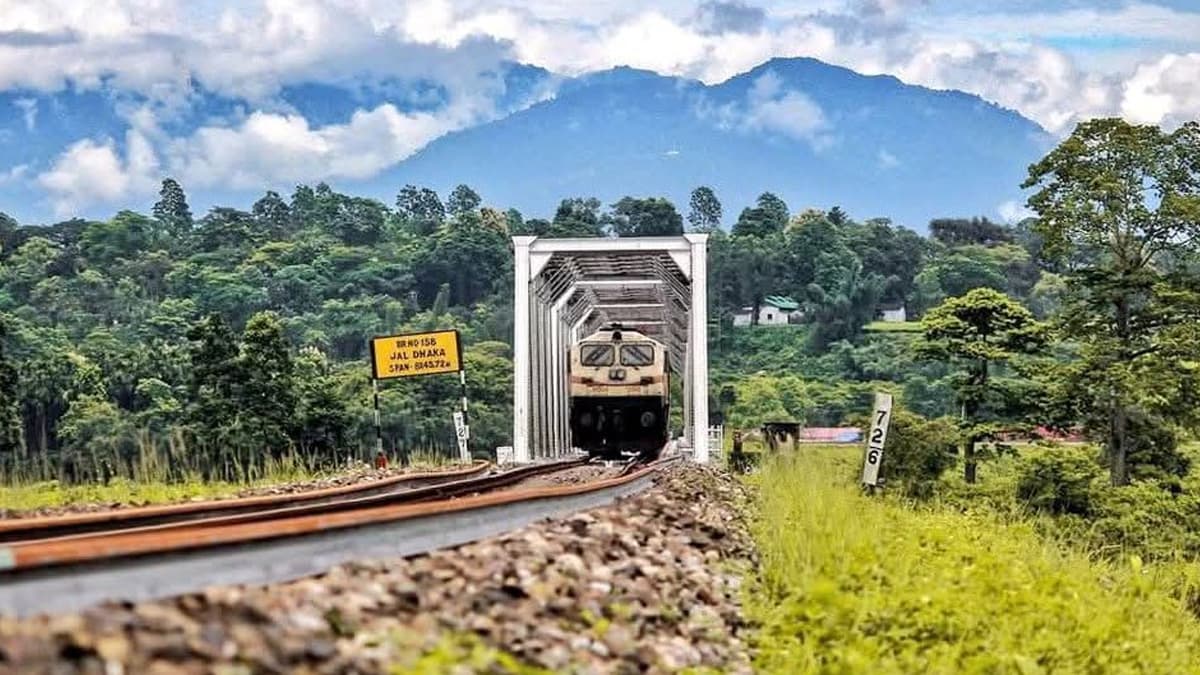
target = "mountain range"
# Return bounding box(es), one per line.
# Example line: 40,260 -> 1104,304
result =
0,57 -> 1053,230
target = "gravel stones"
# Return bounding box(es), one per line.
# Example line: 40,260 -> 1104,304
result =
0,463 -> 757,674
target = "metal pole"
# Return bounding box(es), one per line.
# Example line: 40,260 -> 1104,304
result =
373,378 -> 383,460
459,368 -> 471,460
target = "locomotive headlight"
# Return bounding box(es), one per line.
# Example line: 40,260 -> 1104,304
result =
640,411 -> 656,427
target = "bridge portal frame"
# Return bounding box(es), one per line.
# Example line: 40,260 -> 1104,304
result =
512,234 -> 709,464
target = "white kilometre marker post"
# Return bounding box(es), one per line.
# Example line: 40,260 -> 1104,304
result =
453,411 -> 469,463
861,392 -> 894,489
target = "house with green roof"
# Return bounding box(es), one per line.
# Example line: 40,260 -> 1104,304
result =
732,295 -> 803,326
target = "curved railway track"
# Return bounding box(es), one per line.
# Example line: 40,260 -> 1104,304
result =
0,454 -> 678,618
0,458 -> 579,546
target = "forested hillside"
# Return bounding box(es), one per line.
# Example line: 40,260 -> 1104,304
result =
1,118 -> 1196,494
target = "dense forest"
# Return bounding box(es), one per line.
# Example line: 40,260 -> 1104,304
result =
0,118 -> 1197,491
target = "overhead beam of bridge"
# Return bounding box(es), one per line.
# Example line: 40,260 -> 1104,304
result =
511,235 -> 710,464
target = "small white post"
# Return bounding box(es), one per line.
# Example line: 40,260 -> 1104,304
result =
861,392 -> 894,487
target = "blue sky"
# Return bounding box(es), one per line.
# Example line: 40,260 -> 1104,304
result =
0,0 -> 1196,217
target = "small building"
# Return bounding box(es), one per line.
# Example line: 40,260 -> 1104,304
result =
733,295 -> 802,326
877,304 -> 907,323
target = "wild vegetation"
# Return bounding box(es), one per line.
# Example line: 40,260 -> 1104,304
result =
748,447 -> 1200,674
727,119 -> 1200,671
0,116 -> 1196,512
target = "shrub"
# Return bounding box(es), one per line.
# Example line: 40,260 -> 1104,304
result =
1015,450 -> 1101,515
1126,414 -> 1190,484
1086,482 -> 1200,560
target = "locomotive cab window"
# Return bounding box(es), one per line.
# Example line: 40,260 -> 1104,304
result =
579,344 -> 614,366
620,343 -> 654,367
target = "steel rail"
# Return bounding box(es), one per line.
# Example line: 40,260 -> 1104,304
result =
0,455 -> 679,618
0,461 -> 496,544
2,458 -> 590,547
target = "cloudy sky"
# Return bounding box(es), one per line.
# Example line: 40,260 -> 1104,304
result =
2,0 -> 1198,216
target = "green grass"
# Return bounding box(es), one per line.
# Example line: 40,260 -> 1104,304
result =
0,450 -> 467,514
747,446 -> 1200,673
864,320 -> 923,333
0,473 -> 306,513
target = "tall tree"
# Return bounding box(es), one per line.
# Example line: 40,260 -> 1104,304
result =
252,190 -> 292,238
917,288 -> 1047,483
293,347 -> 349,457
152,178 -> 193,238
929,217 -> 1014,247
732,193 -> 788,238
446,184 -> 482,218
291,184 -> 319,226
803,257 -> 887,349
0,318 -> 24,464
195,207 -> 259,251
238,311 -> 296,459
329,197 -> 387,245
846,218 -> 926,306
687,186 -> 723,231
549,197 -> 604,237
396,185 -> 445,235
1024,118 -> 1200,485
756,192 -> 789,229
186,314 -> 242,438
606,197 -> 683,237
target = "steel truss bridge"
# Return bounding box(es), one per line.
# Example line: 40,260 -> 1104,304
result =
512,234 -> 710,463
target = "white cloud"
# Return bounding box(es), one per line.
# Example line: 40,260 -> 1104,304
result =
1122,53 -> 1200,127
740,71 -> 829,145
37,129 -> 159,217
7,0 -> 1200,215
36,98 -> 475,213
998,199 -> 1034,224
1,0 -> 1196,137
877,148 -> 899,169
0,164 -> 28,184
14,98 -> 37,130
166,102 -> 469,189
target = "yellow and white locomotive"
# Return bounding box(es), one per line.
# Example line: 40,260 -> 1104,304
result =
568,324 -> 669,460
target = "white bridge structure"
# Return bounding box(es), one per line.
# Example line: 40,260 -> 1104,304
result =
512,234 -> 711,463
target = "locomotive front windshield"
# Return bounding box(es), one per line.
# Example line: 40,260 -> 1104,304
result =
620,343 -> 654,366
580,344 -> 614,366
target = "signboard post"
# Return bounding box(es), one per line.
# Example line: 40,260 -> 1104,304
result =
861,392 -> 894,489
368,329 -> 469,462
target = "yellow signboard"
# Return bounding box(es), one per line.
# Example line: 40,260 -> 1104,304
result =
370,330 -> 462,379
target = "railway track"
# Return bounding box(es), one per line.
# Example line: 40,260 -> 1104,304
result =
0,460 -> 495,544
0,454 -> 678,618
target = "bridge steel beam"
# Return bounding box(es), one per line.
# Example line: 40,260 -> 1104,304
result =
511,235 -> 710,464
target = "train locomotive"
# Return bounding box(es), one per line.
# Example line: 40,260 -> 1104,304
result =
568,324 -> 669,461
